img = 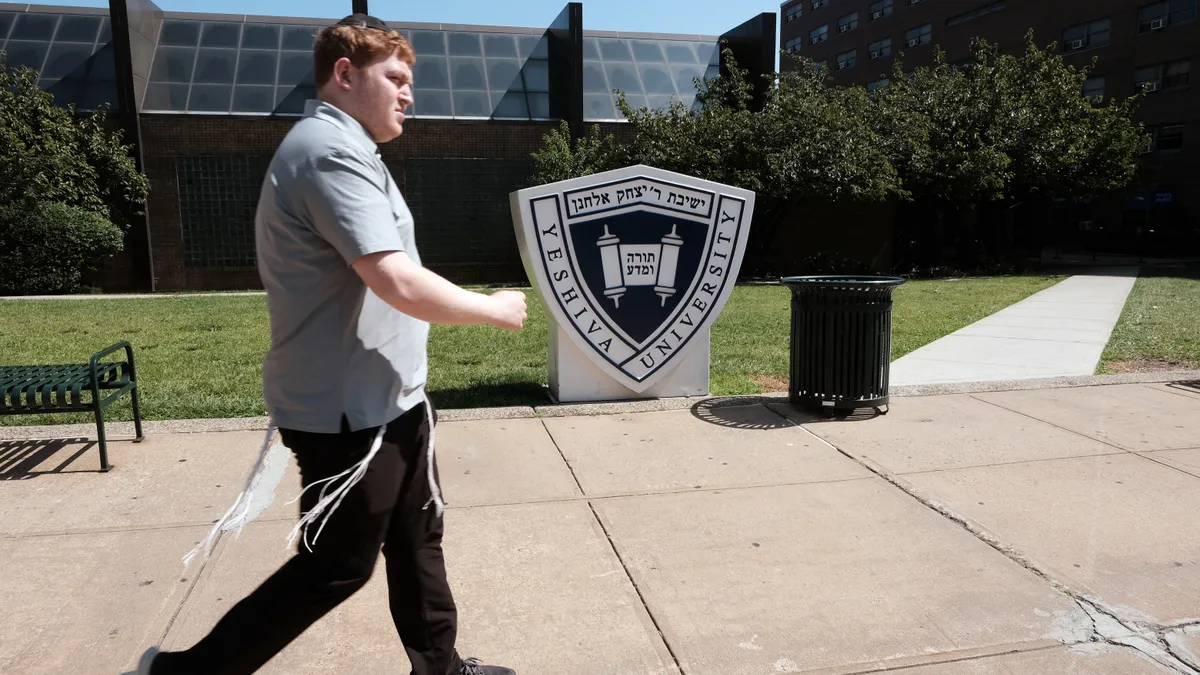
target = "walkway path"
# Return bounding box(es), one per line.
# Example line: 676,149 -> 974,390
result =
4,376 -> 1200,674
890,269 -> 1139,386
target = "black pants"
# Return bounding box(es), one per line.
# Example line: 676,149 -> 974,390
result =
154,402 -> 462,675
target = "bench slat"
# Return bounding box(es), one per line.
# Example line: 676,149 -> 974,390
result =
0,364 -> 93,413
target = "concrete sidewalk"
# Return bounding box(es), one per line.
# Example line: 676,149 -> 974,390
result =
890,270 -> 1139,386
2,375 -> 1200,674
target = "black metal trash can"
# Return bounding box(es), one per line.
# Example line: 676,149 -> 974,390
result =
781,275 -> 906,414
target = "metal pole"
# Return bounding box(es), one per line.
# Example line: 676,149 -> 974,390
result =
108,0 -> 156,292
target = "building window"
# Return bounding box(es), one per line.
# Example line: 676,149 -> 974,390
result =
1165,59 -> 1191,88
905,24 -> 932,47
1149,124 -> 1185,151
946,1 -> 1006,27
869,37 -> 892,59
870,0 -> 894,21
812,0 -> 829,9
1082,75 -> 1106,99
1135,60 -> 1190,91
1134,65 -> 1162,91
867,77 -> 890,92
838,12 -> 859,33
907,0 -> 925,5
811,25 -> 829,44
836,49 -> 857,70
785,36 -> 804,54
1063,19 -> 1111,52
1139,0 -> 1197,32
785,3 -> 804,22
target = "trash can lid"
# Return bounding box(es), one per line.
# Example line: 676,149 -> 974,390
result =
780,275 -> 907,288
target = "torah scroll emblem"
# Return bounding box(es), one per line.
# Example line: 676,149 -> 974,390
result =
597,224 -> 684,308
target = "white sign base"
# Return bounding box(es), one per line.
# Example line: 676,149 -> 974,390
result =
548,325 -> 711,403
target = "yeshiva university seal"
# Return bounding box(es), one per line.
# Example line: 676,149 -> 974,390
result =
512,165 -> 755,402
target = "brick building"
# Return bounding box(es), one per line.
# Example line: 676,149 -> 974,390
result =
0,1 -> 775,291
780,0 -> 1199,257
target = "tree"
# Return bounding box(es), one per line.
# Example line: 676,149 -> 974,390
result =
0,54 -> 149,229
532,50 -> 902,274
530,36 -> 1148,273
869,35 -> 1147,265
872,35 -> 1146,205
0,202 -> 125,295
0,54 -> 148,293
990,35 -> 1146,200
868,46 -> 1010,205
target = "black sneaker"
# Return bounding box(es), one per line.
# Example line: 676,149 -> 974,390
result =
460,656 -> 515,675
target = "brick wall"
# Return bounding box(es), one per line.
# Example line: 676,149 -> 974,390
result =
104,114 -> 559,291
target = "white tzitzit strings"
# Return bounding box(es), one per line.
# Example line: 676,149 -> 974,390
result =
285,422 -> 386,551
183,421 -> 288,566
183,395 -> 444,566
421,396 -> 445,517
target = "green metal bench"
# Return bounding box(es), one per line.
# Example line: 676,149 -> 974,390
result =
0,342 -> 144,472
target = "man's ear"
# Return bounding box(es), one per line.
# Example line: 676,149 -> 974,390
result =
333,57 -> 354,89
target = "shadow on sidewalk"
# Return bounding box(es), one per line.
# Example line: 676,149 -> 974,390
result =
0,438 -> 96,479
692,395 -> 891,429
689,397 -> 794,430
428,382 -> 549,410
1166,379 -> 1200,395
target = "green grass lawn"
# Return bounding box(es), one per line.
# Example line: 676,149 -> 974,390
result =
710,275 -> 1061,394
1099,264 -> 1200,373
0,275 -> 1059,425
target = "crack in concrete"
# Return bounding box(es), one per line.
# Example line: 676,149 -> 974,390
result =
1076,597 -> 1200,674
1165,631 -> 1200,672
770,405 -> 1200,675
541,419 -> 685,675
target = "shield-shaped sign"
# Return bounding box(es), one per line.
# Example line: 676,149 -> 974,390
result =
511,165 -> 755,393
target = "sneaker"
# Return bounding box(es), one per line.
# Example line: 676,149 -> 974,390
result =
460,656 -> 515,675
136,647 -> 159,675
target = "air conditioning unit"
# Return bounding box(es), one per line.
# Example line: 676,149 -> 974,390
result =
840,24 -> 851,33
1144,81 -> 1161,92
1070,39 -> 1084,50
872,10 -> 883,19
870,49 -> 882,58
837,61 -> 849,70
1150,18 -> 1165,30
907,38 -> 920,47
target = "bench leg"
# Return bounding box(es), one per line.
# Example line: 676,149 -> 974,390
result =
131,384 -> 145,442
95,402 -> 112,473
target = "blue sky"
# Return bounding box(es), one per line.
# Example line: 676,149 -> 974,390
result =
38,0 -> 783,39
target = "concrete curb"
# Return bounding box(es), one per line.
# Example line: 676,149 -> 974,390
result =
1,370 -> 1195,441
888,369 -> 1200,397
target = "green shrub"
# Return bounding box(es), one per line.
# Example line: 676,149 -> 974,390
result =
1,56 -> 149,230
0,201 -> 124,295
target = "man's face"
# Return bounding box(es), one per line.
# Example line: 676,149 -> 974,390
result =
344,54 -> 414,143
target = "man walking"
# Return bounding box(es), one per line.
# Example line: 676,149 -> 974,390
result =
138,14 -> 525,675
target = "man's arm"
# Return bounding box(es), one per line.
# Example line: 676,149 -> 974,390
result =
353,250 -> 527,329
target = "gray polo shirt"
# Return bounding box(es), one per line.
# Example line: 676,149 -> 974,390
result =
255,99 -> 429,433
